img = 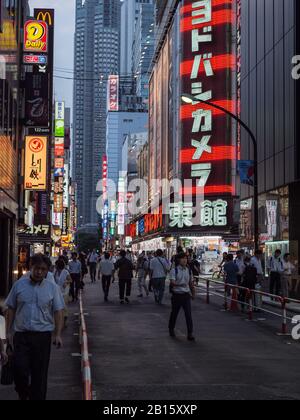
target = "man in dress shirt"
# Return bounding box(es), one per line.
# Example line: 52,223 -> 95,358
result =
69,252 -> 82,302
267,249 -> 284,296
5,254 -> 65,400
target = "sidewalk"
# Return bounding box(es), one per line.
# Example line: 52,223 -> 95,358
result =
0,304 -> 82,401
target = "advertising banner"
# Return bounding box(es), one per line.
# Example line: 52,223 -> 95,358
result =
107,75 -> 119,112
24,69 -> 50,127
24,20 -> 48,53
24,136 -> 48,190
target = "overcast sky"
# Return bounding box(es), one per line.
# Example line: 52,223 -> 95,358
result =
29,0 -> 75,109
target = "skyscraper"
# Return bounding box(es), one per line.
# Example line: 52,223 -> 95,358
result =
73,0 -> 121,226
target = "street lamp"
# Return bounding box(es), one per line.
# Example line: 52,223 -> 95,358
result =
181,93 -> 259,252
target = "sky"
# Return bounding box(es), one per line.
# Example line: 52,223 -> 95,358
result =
29,0 -> 75,109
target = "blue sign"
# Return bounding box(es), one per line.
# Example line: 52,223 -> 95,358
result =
238,160 -> 254,186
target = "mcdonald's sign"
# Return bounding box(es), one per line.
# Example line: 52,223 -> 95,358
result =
35,10 -> 54,27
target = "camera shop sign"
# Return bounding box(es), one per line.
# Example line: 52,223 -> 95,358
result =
180,0 -> 235,224
18,225 -> 50,236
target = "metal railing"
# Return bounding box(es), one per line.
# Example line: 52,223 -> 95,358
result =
78,292 -> 92,401
197,277 -> 300,335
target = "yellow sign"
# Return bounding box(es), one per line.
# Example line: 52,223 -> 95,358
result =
24,136 -> 48,191
24,20 -> 48,53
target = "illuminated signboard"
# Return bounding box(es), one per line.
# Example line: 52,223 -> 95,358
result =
180,0 -> 235,204
102,156 -> 108,240
54,101 -> 65,137
54,137 -> 64,157
54,193 -> 63,213
107,75 -> 119,112
23,55 -> 48,65
63,164 -> 69,208
54,158 -> 64,169
24,136 -> 48,190
24,20 -> 48,53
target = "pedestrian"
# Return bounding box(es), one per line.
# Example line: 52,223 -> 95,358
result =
79,252 -> 88,288
168,253 -> 196,341
54,259 -> 72,327
240,257 -> 257,312
250,250 -> 264,309
235,250 -> 245,286
149,249 -> 171,304
5,254 -> 65,401
98,252 -> 115,302
224,254 -> 239,297
87,249 -> 98,283
189,254 -> 201,285
115,250 -> 134,304
0,306 -> 7,367
136,251 -> 149,298
282,253 -> 295,298
267,249 -> 284,297
69,252 -> 82,302
61,250 -> 69,267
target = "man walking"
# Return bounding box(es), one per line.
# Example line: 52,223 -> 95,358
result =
169,253 -> 195,341
149,249 -> 170,304
5,254 -> 65,401
88,249 -> 98,283
268,249 -> 284,296
69,252 -> 82,302
99,252 -> 115,302
136,252 -> 149,298
115,250 -> 134,304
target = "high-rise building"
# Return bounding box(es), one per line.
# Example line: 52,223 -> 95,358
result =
120,0 -> 153,76
132,1 -> 155,102
73,0 -> 121,226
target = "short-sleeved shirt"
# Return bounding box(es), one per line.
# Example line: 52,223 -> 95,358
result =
54,269 -> 70,294
5,276 -> 65,333
224,261 -> 239,285
150,257 -> 170,279
0,316 -> 5,340
99,260 -> 115,276
170,266 -> 191,294
69,260 -> 82,274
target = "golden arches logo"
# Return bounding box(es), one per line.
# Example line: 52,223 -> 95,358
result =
26,22 -> 45,42
36,12 -> 53,26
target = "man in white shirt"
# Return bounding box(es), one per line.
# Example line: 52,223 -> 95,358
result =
282,253 -> 295,298
69,253 -> 82,302
99,252 -> 115,302
267,249 -> 284,296
88,249 -> 99,283
250,250 -> 264,309
235,250 -> 245,285
149,249 -> 171,304
169,253 -> 195,341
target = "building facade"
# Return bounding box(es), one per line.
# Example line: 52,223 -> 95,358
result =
73,0 -> 121,226
238,0 -> 300,268
0,0 -> 29,296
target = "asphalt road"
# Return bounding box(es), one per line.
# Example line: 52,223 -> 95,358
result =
84,278 -> 300,401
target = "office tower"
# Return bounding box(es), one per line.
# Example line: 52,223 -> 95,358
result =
73,0 -> 121,225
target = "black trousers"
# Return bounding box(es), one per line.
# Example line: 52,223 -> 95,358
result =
13,332 -> 52,401
169,293 -> 193,336
119,278 -> 132,300
270,272 -> 281,296
70,273 -> 81,301
89,263 -> 97,282
102,275 -> 111,298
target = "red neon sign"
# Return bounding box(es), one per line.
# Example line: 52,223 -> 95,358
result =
180,0 -> 235,202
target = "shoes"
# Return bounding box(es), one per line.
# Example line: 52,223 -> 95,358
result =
187,335 -> 196,342
137,294 -> 143,298
120,300 -> 125,304
169,330 -> 176,338
125,297 -> 130,304
104,297 -> 108,302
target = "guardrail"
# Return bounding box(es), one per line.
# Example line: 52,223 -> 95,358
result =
197,277 -> 300,336
78,292 -> 92,401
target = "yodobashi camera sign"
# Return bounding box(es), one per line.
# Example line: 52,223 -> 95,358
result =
179,0 -> 235,229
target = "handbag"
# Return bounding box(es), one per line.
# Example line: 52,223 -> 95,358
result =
1,345 -> 14,386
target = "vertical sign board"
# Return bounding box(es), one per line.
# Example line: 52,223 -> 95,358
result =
24,136 -> 48,190
179,0 -> 235,228
54,101 -> 65,137
102,156 -> 109,240
107,75 -> 119,111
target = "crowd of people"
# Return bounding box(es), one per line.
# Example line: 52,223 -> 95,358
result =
0,245 -> 298,400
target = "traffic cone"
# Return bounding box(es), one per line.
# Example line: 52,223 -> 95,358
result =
230,287 -> 239,312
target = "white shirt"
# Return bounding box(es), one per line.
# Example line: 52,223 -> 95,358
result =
267,256 -> 284,273
0,316 -> 5,340
283,261 -> 295,275
250,257 -> 263,275
99,260 -> 115,276
54,269 -> 70,294
170,266 -> 191,294
235,258 -> 245,275
88,253 -> 99,263
69,260 -> 82,274
150,257 -> 170,279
